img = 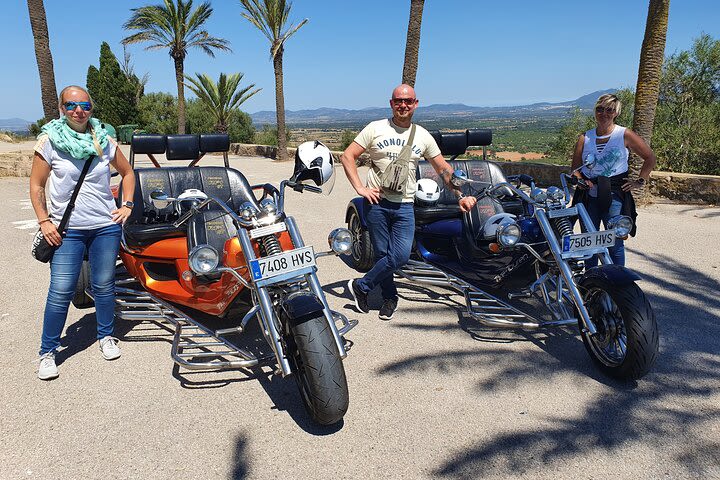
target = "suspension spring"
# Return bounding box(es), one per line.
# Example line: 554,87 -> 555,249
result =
260,234 -> 282,257
553,216 -> 574,238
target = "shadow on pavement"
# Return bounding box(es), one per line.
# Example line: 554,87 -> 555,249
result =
231,433 -> 250,479
374,254 -> 720,478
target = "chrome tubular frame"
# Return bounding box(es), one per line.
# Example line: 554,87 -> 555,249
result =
111,285 -> 274,370
396,260 -> 576,329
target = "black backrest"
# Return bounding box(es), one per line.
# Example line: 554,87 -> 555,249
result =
131,134 -> 167,154
467,128 -> 492,147
439,132 -> 468,156
434,129 -> 493,157
200,134 -> 230,153
128,166 -> 259,225
166,135 -> 201,161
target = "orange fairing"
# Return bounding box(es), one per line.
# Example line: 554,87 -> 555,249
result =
119,230 -> 296,316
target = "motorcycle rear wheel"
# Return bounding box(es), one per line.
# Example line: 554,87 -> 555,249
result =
348,209 -> 373,272
72,260 -> 95,309
579,278 -> 658,380
287,314 -> 349,425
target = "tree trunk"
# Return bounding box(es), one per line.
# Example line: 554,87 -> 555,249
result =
27,0 -> 58,121
273,46 -> 288,161
631,0 -> 670,177
174,55 -> 186,134
402,0 -> 425,87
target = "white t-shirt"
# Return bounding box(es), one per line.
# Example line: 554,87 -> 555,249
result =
354,119 -> 441,203
581,125 -> 629,197
34,134 -> 118,229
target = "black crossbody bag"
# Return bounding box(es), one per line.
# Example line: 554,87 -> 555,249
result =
32,156 -> 95,263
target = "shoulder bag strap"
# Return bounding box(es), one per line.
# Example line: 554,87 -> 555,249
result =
56,155 -> 95,234
396,124 -> 416,164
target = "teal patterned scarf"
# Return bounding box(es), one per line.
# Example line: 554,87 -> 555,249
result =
40,116 -> 109,160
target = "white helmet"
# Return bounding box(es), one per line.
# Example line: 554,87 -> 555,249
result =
292,140 -> 335,187
415,178 -> 441,207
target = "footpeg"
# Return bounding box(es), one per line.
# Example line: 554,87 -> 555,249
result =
507,289 -> 532,300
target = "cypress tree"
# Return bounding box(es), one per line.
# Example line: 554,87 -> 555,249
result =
86,42 -> 139,127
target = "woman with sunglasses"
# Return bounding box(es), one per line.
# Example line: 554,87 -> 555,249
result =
570,93 -> 657,267
29,85 -> 135,380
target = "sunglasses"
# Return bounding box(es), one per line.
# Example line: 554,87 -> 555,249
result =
392,98 -> 416,106
595,106 -> 616,114
64,101 -> 92,111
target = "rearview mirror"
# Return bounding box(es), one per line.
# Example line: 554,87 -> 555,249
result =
450,169 -> 469,187
150,190 -> 171,210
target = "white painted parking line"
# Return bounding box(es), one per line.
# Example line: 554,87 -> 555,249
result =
11,219 -> 40,230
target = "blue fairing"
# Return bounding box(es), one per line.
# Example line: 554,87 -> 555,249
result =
346,197 -> 369,228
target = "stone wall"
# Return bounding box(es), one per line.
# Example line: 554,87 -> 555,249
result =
494,160 -> 720,205
0,152 -> 32,177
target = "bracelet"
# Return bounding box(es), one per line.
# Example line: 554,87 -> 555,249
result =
38,218 -> 51,225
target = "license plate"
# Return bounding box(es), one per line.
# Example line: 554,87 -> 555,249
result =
562,230 -> 615,253
249,246 -> 315,281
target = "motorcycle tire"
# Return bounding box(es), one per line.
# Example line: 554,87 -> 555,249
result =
72,260 -> 95,309
288,314 -> 349,425
348,209 -> 374,272
578,277 -> 658,380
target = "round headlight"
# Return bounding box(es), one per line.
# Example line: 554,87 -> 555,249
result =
497,223 -> 521,247
328,228 -> 353,255
531,187 -> 547,203
546,186 -> 564,202
188,245 -> 219,274
608,215 -> 633,238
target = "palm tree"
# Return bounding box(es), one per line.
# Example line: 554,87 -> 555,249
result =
122,0 -> 231,134
26,0 -> 58,121
631,0 -> 670,177
402,0 -> 425,87
239,0 -> 307,161
183,72 -> 261,132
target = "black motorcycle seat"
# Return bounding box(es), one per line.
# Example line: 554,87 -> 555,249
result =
123,166 -> 258,249
414,159 -> 507,224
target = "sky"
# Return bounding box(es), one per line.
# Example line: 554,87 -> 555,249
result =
3,0 -> 719,121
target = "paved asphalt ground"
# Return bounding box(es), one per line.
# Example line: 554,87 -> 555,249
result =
1,151 -> 719,479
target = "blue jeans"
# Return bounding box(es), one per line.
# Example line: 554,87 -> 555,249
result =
357,199 -> 415,301
583,192 -> 625,267
40,223 -> 121,354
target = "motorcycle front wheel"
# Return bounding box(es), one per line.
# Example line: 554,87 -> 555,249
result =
579,277 -> 659,380
287,314 -> 349,425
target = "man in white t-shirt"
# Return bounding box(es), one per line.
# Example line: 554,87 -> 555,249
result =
340,84 -> 477,320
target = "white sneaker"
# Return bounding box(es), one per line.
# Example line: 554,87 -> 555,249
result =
38,352 -> 59,380
99,336 -> 121,360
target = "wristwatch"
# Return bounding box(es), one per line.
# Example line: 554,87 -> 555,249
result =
636,177 -> 646,185
122,200 -> 135,209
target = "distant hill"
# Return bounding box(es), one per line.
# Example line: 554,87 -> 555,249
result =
251,89 -> 617,128
0,118 -> 32,133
